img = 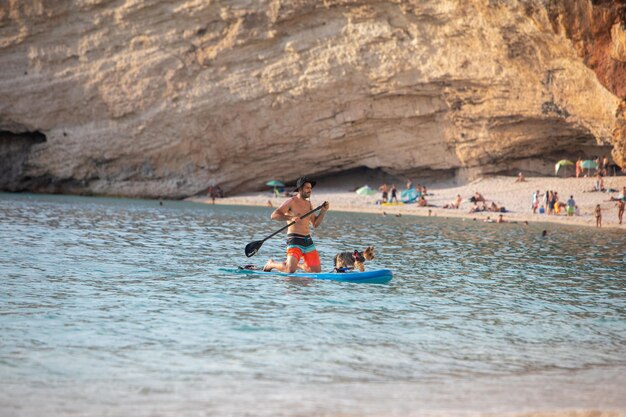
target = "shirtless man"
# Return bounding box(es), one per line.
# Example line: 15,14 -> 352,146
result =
378,184 -> 389,204
617,199 -> 624,225
264,176 -> 329,273
443,194 -> 462,209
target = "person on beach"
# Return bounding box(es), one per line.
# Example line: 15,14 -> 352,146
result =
553,192 -> 562,215
443,194 -> 462,209
609,187 -> 626,224
378,184 -> 389,204
610,186 -> 626,202
469,202 -> 487,213
532,190 -> 540,214
469,192 -> 485,203
263,177 -> 329,273
545,190 -> 552,215
453,194 -> 462,208
575,157 -> 582,178
515,172 -> 526,182
390,184 -> 398,203
208,186 -> 217,204
595,204 -> 602,228
616,199 -> 625,225
566,195 -> 576,216
406,178 -> 413,190
594,173 -> 605,192
548,191 -> 555,215
208,184 -> 224,204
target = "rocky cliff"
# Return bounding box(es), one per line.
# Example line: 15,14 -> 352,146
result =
544,0 -> 626,168
0,0 -> 624,197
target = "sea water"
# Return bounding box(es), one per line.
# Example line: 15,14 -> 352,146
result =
1,193 -> 625,417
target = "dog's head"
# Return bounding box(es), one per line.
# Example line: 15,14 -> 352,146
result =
363,246 -> 375,260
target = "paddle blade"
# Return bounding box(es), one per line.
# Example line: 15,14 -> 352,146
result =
245,240 -> 263,257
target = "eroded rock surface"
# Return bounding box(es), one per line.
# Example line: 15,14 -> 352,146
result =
545,0 -> 626,168
0,0 -> 623,197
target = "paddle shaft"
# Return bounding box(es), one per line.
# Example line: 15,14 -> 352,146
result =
261,203 -> 326,243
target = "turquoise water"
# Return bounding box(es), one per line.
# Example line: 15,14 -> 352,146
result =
1,193 -> 625,417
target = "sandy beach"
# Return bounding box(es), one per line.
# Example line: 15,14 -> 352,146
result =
190,175 -> 626,231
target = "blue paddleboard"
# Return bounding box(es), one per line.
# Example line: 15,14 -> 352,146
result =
221,268 -> 393,284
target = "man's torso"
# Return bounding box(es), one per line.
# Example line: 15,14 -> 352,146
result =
286,197 -> 313,235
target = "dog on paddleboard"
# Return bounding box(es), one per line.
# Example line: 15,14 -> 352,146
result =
333,246 -> 375,272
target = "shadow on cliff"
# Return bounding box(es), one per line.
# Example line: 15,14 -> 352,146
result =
0,130 -> 48,192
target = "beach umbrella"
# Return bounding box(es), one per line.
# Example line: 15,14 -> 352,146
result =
356,185 -> 377,196
265,180 -> 285,187
265,180 -> 285,196
401,188 -> 418,203
555,159 -> 574,176
580,160 -> 598,176
580,160 -> 597,169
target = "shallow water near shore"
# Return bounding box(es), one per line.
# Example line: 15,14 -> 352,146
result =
1,193 -> 625,417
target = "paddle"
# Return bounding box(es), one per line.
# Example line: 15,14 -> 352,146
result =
245,202 -> 326,257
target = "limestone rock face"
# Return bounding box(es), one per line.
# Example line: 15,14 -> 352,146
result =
544,0 -> 626,168
0,0 -> 622,197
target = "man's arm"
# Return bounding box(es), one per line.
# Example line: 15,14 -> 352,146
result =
311,201 -> 329,228
271,198 -> 296,221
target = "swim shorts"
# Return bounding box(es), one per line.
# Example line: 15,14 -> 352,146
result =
286,233 -> 320,267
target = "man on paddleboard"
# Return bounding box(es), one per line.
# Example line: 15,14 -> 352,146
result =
263,176 -> 329,273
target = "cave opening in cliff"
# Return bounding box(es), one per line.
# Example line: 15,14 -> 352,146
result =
312,166 -> 458,189
0,130 -> 47,143
0,129 -> 47,191
490,143 -> 615,177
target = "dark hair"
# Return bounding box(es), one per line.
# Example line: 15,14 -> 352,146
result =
295,176 -> 316,190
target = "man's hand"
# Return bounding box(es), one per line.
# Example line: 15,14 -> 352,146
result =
290,215 -> 303,223
321,201 -> 330,211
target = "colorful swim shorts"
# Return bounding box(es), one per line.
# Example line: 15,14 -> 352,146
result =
286,233 -> 321,267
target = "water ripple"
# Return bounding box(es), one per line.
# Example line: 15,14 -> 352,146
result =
1,193 -> 625,416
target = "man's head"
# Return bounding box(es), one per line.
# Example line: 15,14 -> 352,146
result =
295,176 -> 316,199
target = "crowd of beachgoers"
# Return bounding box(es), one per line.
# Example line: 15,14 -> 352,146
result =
371,170 -> 625,227
192,168 -> 626,230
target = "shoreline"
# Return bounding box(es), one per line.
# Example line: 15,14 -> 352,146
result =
189,175 -> 626,231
